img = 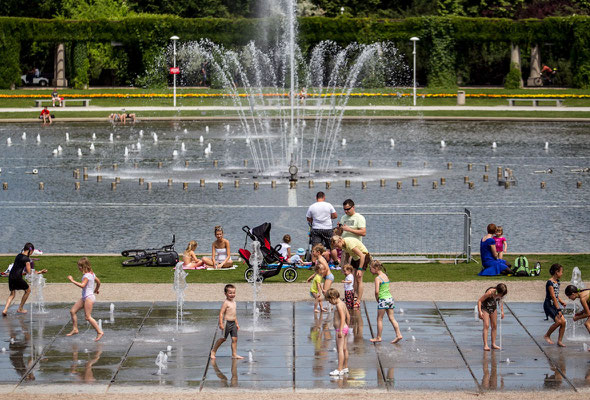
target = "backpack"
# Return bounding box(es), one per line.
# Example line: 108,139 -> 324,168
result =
513,256 -> 541,277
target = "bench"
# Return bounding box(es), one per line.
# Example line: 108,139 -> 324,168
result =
508,98 -> 563,107
34,98 -> 91,107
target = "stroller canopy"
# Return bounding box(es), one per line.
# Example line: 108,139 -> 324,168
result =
250,222 -> 272,247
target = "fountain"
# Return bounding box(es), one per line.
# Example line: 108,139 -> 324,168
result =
249,240 -> 263,348
154,350 -> 168,375
568,267 -> 586,340
171,0 -> 408,178
27,272 -> 47,314
173,263 -> 188,332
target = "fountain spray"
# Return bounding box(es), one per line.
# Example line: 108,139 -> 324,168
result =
173,263 -> 188,332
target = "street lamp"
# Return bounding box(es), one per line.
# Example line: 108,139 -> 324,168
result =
410,37 -> 419,106
170,35 -> 179,107
340,7 -> 345,15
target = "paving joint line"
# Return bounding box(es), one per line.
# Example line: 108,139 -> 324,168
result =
106,301 -> 154,392
504,302 -> 577,392
199,318 -> 220,392
434,301 -> 482,393
362,300 -> 389,390
13,316 -> 71,392
292,301 -> 296,392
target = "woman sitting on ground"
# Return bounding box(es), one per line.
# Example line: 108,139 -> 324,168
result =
202,226 -> 233,269
478,223 -> 512,276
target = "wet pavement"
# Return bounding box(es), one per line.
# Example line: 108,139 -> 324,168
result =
0,301 -> 588,393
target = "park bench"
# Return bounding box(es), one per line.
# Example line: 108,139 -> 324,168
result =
34,98 -> 91,107
507,98 -> 563,107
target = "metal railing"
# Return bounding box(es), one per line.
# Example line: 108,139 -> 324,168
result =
362,209 -> 474,264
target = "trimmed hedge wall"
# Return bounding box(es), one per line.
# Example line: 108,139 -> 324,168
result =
0,15 -> 588,89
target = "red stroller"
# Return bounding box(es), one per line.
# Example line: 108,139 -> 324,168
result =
239,223 -> 298,283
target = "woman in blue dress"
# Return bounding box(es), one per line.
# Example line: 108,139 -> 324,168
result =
479,224 -> 512,276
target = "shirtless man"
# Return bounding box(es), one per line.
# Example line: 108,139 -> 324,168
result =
210,284 -> 243,359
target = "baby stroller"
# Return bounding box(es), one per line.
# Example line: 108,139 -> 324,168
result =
239,223 -> 298,283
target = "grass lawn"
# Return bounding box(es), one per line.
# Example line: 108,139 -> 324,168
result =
1,254 -> 588,285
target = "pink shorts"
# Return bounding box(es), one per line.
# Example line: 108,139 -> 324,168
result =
336,325 -> 349,336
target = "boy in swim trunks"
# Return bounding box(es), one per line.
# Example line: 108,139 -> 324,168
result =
210,284 -> 243,359
325,288 -> 350,377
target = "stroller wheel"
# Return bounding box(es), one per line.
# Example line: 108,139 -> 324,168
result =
244,267 -> 264,283
282,267 -> 298,283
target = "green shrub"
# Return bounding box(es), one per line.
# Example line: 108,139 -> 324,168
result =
72,42 -> 89,89
504,62 -> 522,89
0,39 -> 20,89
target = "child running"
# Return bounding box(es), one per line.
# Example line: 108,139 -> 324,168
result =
494,226 -> 507,259
307,263 -> 325,313
369,260 -> 402,344
565,285 -> 590,339
477,283 -> 508,351
210,284 -> 243,359
325,288 -> 350,377
341,264 -> 355,310
543,263 -> 567,347
66,257 -> 103,341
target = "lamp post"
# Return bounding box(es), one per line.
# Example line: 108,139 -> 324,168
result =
340,7 -> 345,15
410,37 -> 419,106
170,35 -> 179,107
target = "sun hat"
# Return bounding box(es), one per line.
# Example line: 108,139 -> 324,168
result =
296,248 -> 305,256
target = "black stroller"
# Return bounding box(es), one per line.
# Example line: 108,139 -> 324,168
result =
239,223 -> 298,283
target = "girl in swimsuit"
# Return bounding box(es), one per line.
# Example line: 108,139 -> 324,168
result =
565,285 -> 590,343
202,226 -> 233,269
325,288 -> 350,377
477,283 -> 508,351
369,260 -> 403,344
66,257 -> 103,342
182,240 -> 204,269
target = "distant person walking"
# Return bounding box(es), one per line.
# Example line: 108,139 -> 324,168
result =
306,191 -> 337,261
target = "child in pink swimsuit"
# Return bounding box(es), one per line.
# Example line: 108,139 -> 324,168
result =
325,288 -> 350,377
494,226 -> 507,259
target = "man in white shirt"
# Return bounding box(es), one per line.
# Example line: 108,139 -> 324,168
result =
306,191 -> 337,258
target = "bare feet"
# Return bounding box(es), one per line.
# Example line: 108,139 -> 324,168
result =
391,336 -> 403,344
370,337 -> 382,343
483,346 -> 491,351
232,354 -> 244,359
557,341 -> 566,347
492,344 -> 501,350
94,332 -> 104,342
16,308 -> 27,314
2,311 -> 7,317
544,335 -> 554,345
314,309 -> 320,313
66,329 -> 79,337
321,308 -> 327,312
210,351 -> 216,359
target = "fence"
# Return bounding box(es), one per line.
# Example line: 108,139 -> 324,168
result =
362,209 -> 473,263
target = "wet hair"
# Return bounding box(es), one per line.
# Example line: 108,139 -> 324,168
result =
495,226 -> 503,235
22,243 -> 34,254
549,263 -> 563,276
77,257 -> 92,273
224,284 -> 235,294
495,283 -> 508,297
312,243 -> 326,254
343,199 -> 354,208
565,285 -> 579,297
185,240 -> 198,252
342,264 -> 354,274
370,260 -> 386,273
325,288 -> 340,301
330,235 -> 343,248
487,223 -> 497,234
282,234 -> 291,244
316,191 -> 325,200
214,225 -> 223,234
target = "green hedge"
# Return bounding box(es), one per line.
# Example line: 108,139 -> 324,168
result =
0,15 -> 588,89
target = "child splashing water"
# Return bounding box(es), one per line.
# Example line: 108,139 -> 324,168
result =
67,257 -> 103,342
325,288 -> 350,377
565,285 -> 590,342
544,263 -> 567,347
477,283 -> 507,351
369,260 -> 403,344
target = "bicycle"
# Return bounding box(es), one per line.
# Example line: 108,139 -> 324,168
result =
121,235 -> 179,267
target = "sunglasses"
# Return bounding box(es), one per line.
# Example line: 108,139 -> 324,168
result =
343,207 -> 353,211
